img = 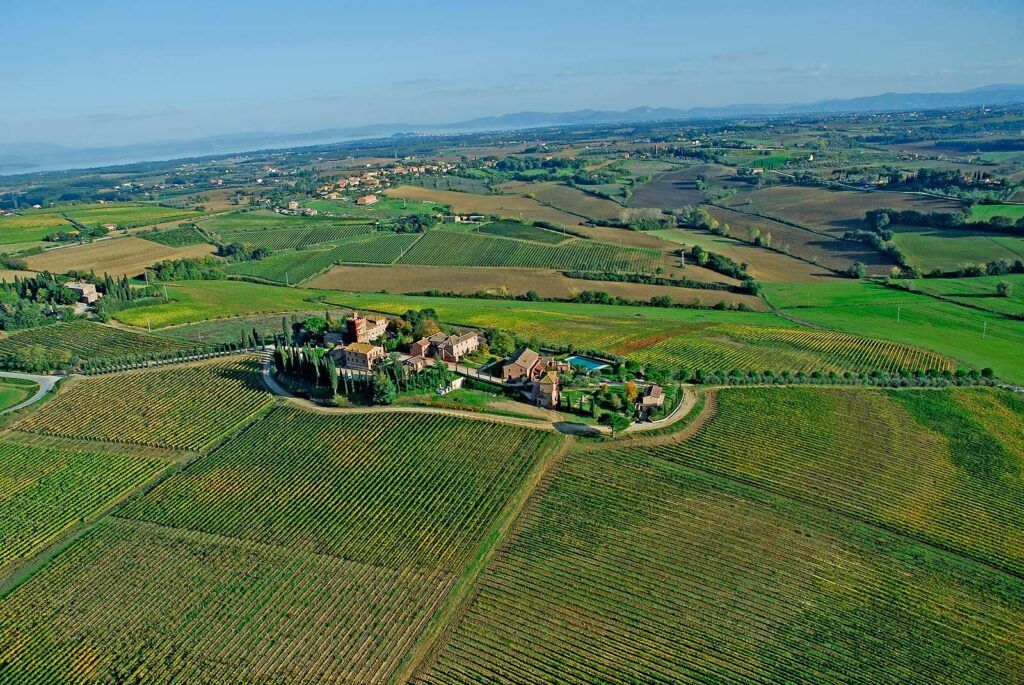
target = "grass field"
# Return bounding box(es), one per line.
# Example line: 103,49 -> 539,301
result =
0,377 -> 37,412
303,196 -> 444,218
113,280 -> 331,328
321,291 -> 950,374
14,357 -> 272,451
409,175 -> 492,194
907,274 -> 1024,316
416,388 -> 1024,684
0,440 -> 169,576
0,209 -> 71,244
769,281 -> 1024,382
217,224 -> 375,251
307,264 -> 767,309
0,409 -> 561,682
890,225 -> 1024,272
969,203 -> 1024,222
62,204 -> 204,230
201,209 -> 365,232
398,231 -> 662,273
23,236 -> 215,278
0,321 -> 195,365
156,309 -> 349,345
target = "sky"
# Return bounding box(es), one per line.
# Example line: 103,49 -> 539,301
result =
2,0 -> 1023,148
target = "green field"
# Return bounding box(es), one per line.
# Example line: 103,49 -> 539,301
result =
320,290 -> 951,374
476,220 -> 569,244
416,388 -> 1024,684
303,197 -> 444,218
398,231 -> 661,273
0,439 -> 169,575
62,204 -> 203,229
0,377 -> 38,412
0,209 -> 70,243
139,224 -> 209,247
156,309 -> 348,345
775,286 -> 1024,383
14,358 -> 272,451
113,280 -> 331,328
217,224 -> 375,251
890,225 -> 1024,272
0,321 -> 195,369
225,233 -> 422,283
969,204 -> 1024,222
0,408 -> 561,682
201,210 -> 365,232
908,274 -> 1024,316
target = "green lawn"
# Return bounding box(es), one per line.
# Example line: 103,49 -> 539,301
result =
0,377 -> 38,411
908,274 -> 1024,317
761,280 -> 922,309
969,204 -> 1024,222
890,225 -> 1024,272
303,197 -> 443,218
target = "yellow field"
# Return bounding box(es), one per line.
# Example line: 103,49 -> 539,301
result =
307,264 -> 766,310
385,186 -> 585,227
25,237 -> 215,277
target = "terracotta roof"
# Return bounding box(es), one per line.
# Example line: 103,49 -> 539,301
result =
644,384 -> 664,398
345,342 -> 378,354
508,348 -> 539,369
428,331 -> 449,343
539,371 -> 558,386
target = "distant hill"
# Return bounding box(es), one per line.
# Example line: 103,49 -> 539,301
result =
4,84 -> 1024,175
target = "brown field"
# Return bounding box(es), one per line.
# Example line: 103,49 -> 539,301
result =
0,269 -> 37,282
25,237 -> 215,277
496,181 -> 625,222
306,264 -> 766,309
385,186 -> 585,228
725,184 -> 964,234
708,205 -> 895,275
627,163 -> 745,210
568,224 -> 676,249
651,227 -> 837,283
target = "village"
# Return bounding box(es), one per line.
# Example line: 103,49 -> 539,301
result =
273,309 -> 674,429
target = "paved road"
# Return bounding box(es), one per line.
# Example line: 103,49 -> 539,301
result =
0,370 -> 62,415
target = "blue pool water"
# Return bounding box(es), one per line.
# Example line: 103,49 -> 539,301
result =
565,355 -> 609,371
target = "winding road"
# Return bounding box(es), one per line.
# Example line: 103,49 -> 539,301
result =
0,371 -> 62,415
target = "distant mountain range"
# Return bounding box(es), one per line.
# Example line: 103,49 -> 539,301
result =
3,84 -> 1024,176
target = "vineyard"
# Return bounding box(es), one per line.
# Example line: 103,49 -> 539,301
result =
397,231 -> 662,273
0,321 -> 195,364
14,358 -> 273,451
215,224 -> 375,251
226,233 -> 421,283
0,409 -> 562,682
0,440 -> 168,574
643,387 -> 1024,574
477,220 -> 569,244
140,224 -> 209,247
415,440 -> 1024,684
620,323 -> 954,374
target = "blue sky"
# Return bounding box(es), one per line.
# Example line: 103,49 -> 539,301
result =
2,0 -> 1022,147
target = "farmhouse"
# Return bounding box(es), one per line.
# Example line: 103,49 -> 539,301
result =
404,355 -> 429,372
345,312 -> 388,344
287,200 -> 300,210
332,342 -> 385,371
356,194 -> 379,205
64,281 -> 101,304
101,223 -> 118,230
501,348 -> 569,382
409,331 -> 480,363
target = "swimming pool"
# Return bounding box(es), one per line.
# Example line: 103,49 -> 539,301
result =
565,355 -> 610,372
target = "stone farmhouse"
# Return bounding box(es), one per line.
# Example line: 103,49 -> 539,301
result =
64,281 -> 101,304
346,312 -> 388,344
409,331 -> 480,363
501,348 -> 569,383
532,371 -> 560,409
331,342 -> 385,371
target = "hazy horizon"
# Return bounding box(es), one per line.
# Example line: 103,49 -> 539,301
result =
3,0 -> 1023,148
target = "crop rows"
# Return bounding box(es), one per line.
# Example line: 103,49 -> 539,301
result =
217,224 -> 374,251
620,324 -> 953,374
647,386 -> 1024,575
0,321 -> 194,361
416,445 -> 1024,684
0,441 -> 167,574
14,358 -> 273,451
227,233 -> 421,283
0,409 -> 561,682
141,224 -> 209,247
477,220 -> 568,244
398,231 -> 662,273
119,407 -> 560,569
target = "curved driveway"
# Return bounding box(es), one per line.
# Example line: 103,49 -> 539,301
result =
0,371 -> 62,415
